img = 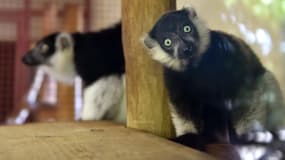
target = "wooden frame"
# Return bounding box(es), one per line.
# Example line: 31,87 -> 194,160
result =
122,0 -> 176,138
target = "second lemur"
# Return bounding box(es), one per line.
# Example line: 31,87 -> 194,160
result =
22,23 -> 126,123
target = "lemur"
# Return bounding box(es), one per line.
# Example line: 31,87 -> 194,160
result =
22,23 -> 126,123
142,7 -> 285,151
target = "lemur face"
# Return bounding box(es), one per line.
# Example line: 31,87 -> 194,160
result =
22,33 -> 58,66
22,32 -> 73,66
143,8 -> 210,71
151,9 -> 200,60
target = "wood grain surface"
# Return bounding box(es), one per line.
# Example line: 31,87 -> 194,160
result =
122,0 -> 176,138
0,122 -> 216,160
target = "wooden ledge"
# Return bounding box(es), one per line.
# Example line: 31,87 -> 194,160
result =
0,122 -> 215,160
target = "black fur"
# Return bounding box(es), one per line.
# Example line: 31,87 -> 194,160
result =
164,31 -> 265,143
71,23 -> 124,86
144,8 -> 285,151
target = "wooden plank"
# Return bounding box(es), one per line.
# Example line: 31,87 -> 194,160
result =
122,0 -> 176,138
0,122 -> 216,160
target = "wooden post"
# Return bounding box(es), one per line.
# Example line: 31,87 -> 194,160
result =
41,1 -> 58,36
38,2 -> 58,106
122,1 -> 176,138
55,4 -> 84,121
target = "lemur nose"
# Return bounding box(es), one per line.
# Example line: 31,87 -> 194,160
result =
183,46 -> 193,56
22,54 -> 33,64
178,48 -> 193,59
22,53 -> 40,66
184,49 -> 192,56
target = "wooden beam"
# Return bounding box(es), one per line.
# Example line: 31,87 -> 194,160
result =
122,0 -> 176,138
55,4 -> 84,121
61,4 -> 84,32
41,2 -> 58,36
83,0 -> 91,31
0,122 -> 216,160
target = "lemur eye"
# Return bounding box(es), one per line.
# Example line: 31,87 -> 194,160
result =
164,38 -> 172,47
41,44 -> 49,52
183,25 -> 192,33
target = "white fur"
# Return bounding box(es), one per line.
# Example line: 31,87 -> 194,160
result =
142,34 -> 185,71
40,33 -> 76,84
169,102 -> 197,136
81,74 -> 126,123
56,33 -> 74,50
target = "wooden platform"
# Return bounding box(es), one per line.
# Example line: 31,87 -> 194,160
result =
0,122 -> 215,160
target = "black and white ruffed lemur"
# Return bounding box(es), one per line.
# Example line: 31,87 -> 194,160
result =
22,23 -> 126,123
142,7 -> 285,150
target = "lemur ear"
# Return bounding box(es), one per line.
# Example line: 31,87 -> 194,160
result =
141,33 -> 157,49
183,6 -> 197,18
56,32 -> 73,50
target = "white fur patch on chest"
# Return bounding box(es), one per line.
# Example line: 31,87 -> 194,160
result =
81,74 -> 126,123
169,102 -> 197,136
40,49 -> 77,84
